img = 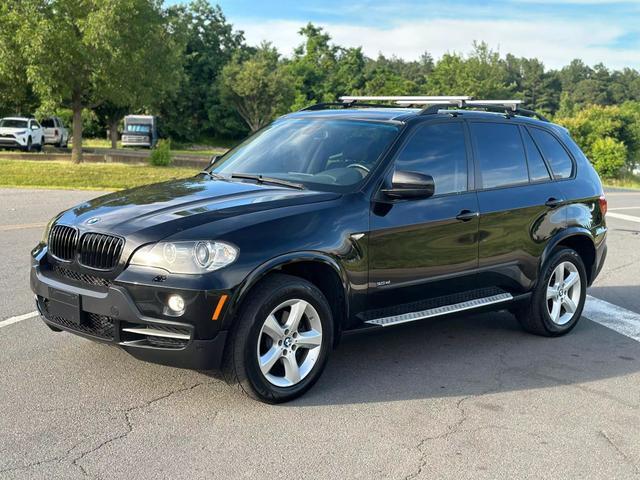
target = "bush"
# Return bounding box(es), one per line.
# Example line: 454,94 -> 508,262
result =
591,137 -> 627,178
149,139 -> 172,166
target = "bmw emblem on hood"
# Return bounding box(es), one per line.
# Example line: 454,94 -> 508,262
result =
86,217 -> 100,225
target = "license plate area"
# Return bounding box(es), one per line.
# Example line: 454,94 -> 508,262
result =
48,288 -> 83,325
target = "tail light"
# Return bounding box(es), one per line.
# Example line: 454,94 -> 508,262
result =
599,194 -> 607,216
54,129 -> 59,136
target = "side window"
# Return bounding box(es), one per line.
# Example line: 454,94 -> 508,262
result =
529,127 -> 574,179
393,122 -> 467,196
470,122 -> 529,189
521,127 -> 551,182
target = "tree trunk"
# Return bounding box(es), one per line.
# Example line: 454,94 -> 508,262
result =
71,103 -> 83,164
109,119 -> 119,149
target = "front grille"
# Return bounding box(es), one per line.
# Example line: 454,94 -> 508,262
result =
49,225 -> 78,261
44,309 -> 115,340
53,265 -> 112,289
79,233 -> 124,270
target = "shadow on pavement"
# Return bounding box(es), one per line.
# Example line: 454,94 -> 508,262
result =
294,310 -> 640,406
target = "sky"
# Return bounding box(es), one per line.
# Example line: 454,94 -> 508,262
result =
179,0 -> 640,70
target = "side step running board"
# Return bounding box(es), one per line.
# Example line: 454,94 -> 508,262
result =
365,292 -> 513,327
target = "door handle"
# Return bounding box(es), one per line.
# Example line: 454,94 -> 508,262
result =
545,197 -> 564,208
456,209 -> 479,222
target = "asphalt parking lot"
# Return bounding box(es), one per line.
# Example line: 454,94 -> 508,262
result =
1,187 -> 639,479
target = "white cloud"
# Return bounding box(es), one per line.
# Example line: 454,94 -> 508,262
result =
235,17 -> 640,70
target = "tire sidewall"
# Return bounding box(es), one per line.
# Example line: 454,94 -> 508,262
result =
238,279 -> 333,402
536,248 -> 587,335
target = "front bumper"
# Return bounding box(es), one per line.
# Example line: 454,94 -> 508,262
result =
30,256 -> 230,370
0,137 -> 23,147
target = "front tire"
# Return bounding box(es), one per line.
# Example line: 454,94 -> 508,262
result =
514,247 -> 587,336
223,274 -> 334,403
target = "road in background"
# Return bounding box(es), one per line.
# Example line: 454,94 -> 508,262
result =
0,187 -> 639,479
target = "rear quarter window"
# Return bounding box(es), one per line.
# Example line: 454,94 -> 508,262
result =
528,127 -> 574,179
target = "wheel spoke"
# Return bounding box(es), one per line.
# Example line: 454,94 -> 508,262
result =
296,329 -> 322,349
262,314 -> 284,341
546,286 -> 557,300
284,300 -> 308,332
553,264 -> 564,286
550,298 -> 562,323
282,355 -> 301,384
563,296 -> 577,314
259,346 -> 282,375
564,271 -> 579,289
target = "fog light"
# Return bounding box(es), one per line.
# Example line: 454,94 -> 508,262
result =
167,294 -> 185,315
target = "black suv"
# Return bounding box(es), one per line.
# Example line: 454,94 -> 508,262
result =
30,97 -> 607,403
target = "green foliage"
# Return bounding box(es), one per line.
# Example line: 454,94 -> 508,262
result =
591,137 -> 627,178
220,43 -> 294,132
555,103 -> 640,173
149,139 -> 173,167
158,0 -> 246,140
426,43 -> 515,98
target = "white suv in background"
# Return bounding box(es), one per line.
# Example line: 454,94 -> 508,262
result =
0,117 -> 44,151
41,116 -> 69,148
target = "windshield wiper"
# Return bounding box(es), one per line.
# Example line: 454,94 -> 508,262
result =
199,171 -> 227,181
230,173 -> 305,190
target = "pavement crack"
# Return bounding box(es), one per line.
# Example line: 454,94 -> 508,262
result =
599,430 -> 640,475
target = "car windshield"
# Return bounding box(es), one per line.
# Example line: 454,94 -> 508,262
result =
210,118 -> 400,192
0,119 -> 28,128
126,124 -> 151,133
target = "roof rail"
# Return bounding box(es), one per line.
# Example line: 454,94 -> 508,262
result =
339,96 -> 470,104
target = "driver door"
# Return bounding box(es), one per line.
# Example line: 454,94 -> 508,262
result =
368,120 -> 480,309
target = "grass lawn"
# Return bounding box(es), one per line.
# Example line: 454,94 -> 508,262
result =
0,159 -> 197,190
603,173 -> 640,190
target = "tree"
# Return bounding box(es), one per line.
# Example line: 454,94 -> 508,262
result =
159,0 -> 246,141
426,42 -> 515,98
13,0 -> 181,162
591,137 -> 627,177
221,43 -> 294,132
0,3 -> 38,116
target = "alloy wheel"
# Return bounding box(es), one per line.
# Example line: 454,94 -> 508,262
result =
256,299 -> 323,387
546,261 -> 581,326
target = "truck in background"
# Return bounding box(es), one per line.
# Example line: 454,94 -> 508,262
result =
121,115 -> 158,148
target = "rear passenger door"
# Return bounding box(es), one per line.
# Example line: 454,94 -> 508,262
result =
470,121 -> 566,293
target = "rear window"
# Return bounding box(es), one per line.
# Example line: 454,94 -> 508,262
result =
41,119 -> 55,128
470,123 -> 529,189
529,128 -> 574,179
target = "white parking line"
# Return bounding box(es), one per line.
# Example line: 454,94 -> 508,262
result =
583,295 -> 640,342
0,311 -> 39,329
607,212 -> 640,224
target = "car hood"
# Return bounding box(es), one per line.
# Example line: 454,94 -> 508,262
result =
0,127 -> 27,135
55,176 -> 339,241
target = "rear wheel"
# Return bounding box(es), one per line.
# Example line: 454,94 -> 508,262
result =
223,274 -> 333,403
514,248 -> 587,336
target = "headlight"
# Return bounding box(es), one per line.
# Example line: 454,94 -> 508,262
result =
41,217 -> 56,244
130,241 -> 238,274
14,130 -> 26,135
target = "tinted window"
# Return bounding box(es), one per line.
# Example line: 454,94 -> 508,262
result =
529,128 -> 573,179
41,119 -> 55,128
470,123 -> 528,189
393,122 -> 467,195
522,127 -> 551,182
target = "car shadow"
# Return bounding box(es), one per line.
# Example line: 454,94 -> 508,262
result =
292,308 -> 640,407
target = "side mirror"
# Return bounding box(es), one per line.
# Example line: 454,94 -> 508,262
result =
382,171 -> 435,199
31,124 -> 39,130
208,155 -> 219,168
